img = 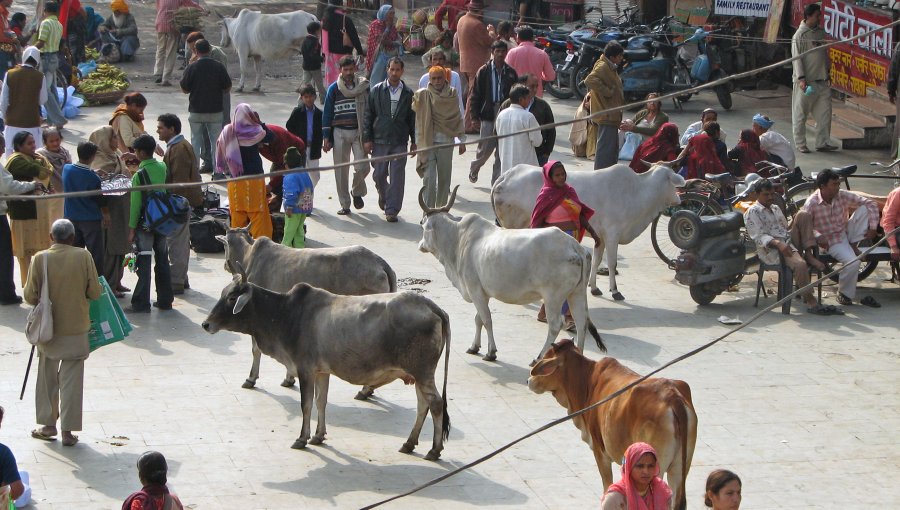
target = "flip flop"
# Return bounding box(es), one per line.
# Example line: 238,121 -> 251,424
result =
860,296 -> 881,308
62,435 -> 79,447
823,304 -> 845,315
31,429 -> 57,441
836,293 -> 853,306
807,305 -> 832,316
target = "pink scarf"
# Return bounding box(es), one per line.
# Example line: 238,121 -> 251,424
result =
605,442 -> 672,510
530,161 -> 594,229
216,103 -> 266,177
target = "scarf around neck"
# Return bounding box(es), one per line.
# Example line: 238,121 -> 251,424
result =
531,161 -> 595,235
605,442 -> 672,510
336,75 -> 369,142
89,126 -> 127,174
110,104 -> 144,132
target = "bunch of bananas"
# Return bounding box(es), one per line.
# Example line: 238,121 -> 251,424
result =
78,64 -> 129,94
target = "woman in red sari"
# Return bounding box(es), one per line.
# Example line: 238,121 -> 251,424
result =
531,161 -> 601,329
678,125 -> 724,180
630,122 -> 680,173
601,442 -> 674,510
728,129 -> 769,177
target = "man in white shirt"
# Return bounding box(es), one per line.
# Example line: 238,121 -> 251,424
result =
418,49 -> 464,116
495,84 -> 541,176
751,113 -> 796,170
680,107 -> 727,146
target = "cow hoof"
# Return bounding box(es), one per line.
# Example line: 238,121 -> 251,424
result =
591,288 -> 603,296
399,442 -> 415,454
236,86 -> 244,93
424,449 -> 442,461
482,353 -> 497,362
465,347 -> 480,355
612,291 -> 625,301
291,439 -> 308,450
354,389 -> 373,401
252,87 -> 261,92
280,377 -> 296,388
309,435 -> 325,445
241,379 -> 256,389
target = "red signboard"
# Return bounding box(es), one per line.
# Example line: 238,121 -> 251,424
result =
791,0 -> 894,96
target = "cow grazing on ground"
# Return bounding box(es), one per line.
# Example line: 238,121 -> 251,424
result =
218,9 -> 317,91
492,163 -> 684,300
418,186 -> 605,364
528,340 -> 697,510
202,269 -> 451,460
217,227 -> 396,394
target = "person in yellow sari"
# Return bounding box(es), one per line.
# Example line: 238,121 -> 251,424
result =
5,132 -> 59,285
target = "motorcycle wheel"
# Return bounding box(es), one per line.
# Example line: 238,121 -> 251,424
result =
545,52 -> 575,99
571,64 -> 590,100
673,68 -> 692,102
689,283 -> 718,305
716,85 -> 733,110
668,210 -> 703,250
652,192 -> 724,267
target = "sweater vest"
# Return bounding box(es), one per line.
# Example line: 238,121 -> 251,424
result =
4,66 -> 43,128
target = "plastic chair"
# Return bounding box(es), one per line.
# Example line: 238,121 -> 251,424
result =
754,251 -> 793,315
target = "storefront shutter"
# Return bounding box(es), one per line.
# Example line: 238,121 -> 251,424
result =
586,0 -> 640,23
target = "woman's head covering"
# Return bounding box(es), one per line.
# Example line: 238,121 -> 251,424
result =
215,103 -> 267,177
630,122 -> 680,173
377,4 -> 393,21
530,161 -> 595,232
22,46 -> 41,66
89,126 -> 126,173
734,129 -> 767,177
110,0 -> 129,12
605,442 -> 673,510
685,132 -> 724,180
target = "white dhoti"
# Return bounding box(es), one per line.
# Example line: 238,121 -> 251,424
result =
825,207 -> 871,299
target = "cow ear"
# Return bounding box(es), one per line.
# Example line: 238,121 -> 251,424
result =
530,357 -> 560,377
215,235 -> 227,245
233,289 -> 251,314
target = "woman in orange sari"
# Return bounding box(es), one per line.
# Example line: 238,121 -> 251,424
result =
530,161 -> 601,329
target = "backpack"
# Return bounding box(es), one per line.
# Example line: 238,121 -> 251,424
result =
137,169 -> 190,236
189,209 -> 229,253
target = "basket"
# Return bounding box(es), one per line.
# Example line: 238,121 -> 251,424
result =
81,89 -> 127,105
174,7 -> 204,33
407,27 -> 426,54
424,24 -> 441,42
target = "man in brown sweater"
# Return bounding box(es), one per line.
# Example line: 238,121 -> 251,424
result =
25,219 -> 101,447
584,41 -> 625,170
156,113 -> 201,294
0,46 -> 47,156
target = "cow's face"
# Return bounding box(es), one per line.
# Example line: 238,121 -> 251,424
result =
528,340 -> 578,407
418,214 -> 438,254
202,277 -> 252,334
650,164 -> 685,207
217,228 -> 253,274
220,19 -> 233,47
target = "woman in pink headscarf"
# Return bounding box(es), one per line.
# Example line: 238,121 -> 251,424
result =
531,161 -> 601,329
216,103 -> 274,239
601,442 -> 673,510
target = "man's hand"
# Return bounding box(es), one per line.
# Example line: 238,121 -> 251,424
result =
409,143 -> 417,153
458,144 -> 466,155
285,208 -> 293,218
102,212 -> 111,229
777,241 -> 793,258
154,145 -> 165,156
323,139 -> 332,152
799,79 -> 807,91
864,228 -> 877,240
127,229 -> 135,245
364,141 -> 374,154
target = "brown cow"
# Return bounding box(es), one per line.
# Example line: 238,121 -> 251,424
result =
528,340 -> 697,510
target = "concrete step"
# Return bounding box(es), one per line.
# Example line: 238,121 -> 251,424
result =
846,95 -> 896,123
867,84 -> 891,102
831,105 -> 886,136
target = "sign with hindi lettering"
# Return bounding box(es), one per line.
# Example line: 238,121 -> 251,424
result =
714,0 -> 771,17
791,0 -> 895,96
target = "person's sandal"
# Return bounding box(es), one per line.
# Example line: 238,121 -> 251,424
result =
860,296 -> 881,308
836,293 -> 853,306
468,170 -> 478,183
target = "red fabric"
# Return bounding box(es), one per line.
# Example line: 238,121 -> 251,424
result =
258,125 -> 306,190
734,129 -> 768,177
59,0 -> 82,37
605,442 -> 673,510
530,161 -> 594,231
684,133 -> 724,180
122,485 -> 180,510
365,19 -> 397,76
630,122 -> 679,173
435,0 -> 467,31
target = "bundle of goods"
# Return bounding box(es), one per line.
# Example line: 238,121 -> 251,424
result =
77,63 -> 130,105
174,6 -> 204,33
398,9 -> 431,55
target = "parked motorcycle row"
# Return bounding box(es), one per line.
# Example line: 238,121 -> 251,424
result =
534,7 -> 733,110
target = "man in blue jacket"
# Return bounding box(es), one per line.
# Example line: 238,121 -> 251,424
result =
363,57 -> 416,223
62,141 -> 107,273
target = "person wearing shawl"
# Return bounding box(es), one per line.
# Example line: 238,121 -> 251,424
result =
99,0 -> 139,61
677,125 -> 725,180
110,93 -> 150,153
728,129 -> 769,177
530,161 -> 600,329
569,92 -> 596,159
601,442 -> 673,510
321,0 -> 363,85
365,5 -> 400,87
121,451 -> 184,510
89,126 -> 132,298
6,131 -> 57,286
629,122 -> 679,173
413,66 -> 465,208
36,127 -> 72,197
216,103 -> 274,239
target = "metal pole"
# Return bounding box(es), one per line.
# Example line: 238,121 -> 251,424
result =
20,345 -> 35,401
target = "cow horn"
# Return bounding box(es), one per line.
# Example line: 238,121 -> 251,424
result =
441,185 -> 460,212
233,260 -> 248,284
212,9 -> 224,19
418,187 -> 438,215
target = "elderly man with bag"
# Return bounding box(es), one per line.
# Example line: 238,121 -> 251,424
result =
25,219 -> 101,447
413,65 -> 465,208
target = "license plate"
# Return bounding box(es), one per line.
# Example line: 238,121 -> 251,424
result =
565,53 -> 575,62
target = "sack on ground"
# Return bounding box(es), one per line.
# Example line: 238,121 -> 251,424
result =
190,213 -> 228,253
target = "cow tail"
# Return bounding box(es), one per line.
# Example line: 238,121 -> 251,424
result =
671,395 -> 690,510
383,259 -> 398,293
580,248 -> 607,352
439,308 -> 451,441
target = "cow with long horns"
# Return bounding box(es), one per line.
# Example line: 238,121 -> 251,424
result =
418,186 -> 605,363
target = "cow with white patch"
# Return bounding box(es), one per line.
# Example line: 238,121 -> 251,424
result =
218,9 -> 318,91
418,186 -> 605,363
492,163 -> 684,300
202,267 -> 451,460
528,340 -> 697,510
217,227 -> 395,394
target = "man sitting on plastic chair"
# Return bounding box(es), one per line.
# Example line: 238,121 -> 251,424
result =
744,178 -> 834,315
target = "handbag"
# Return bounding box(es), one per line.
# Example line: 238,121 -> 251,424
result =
25,253 -> 53,345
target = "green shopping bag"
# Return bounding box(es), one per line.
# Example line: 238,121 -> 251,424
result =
89,276 -> 133,352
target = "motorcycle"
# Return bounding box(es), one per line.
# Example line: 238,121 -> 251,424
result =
536,33 -> 576,99
672,28 -> 733,109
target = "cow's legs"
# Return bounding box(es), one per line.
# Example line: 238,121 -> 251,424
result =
664,456 -> 686,510
253,55 -> 263,91
535,296 -> 566,365
243,336 -> 263,389
354,384 -> 380,401
590,243 -> 605,296
606,239 -> 625,300
309,373 -> 330,445
469,295 -> 497,361
593,450 -> 615,492
291,373 -> 315,449
400,382 -> 430,455
280,371 -> 296,387
567,290 -> 590,352
466,313 -> 484,355
400,378 -> 444,461
236,51 -> 248,91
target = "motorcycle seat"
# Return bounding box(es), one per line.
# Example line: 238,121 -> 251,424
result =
704,172 -> 734,188
831,164 -> 857,176
580,37 -> 608,48
624,49 -> 652,62
699,211 -> 744,238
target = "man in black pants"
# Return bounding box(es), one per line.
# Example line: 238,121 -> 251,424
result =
62,141 -> 107,273
0,165 -> 38,305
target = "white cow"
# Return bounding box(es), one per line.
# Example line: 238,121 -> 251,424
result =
492,163 -> 684,300
218,9 -> 317,92
418,187 -> 605,364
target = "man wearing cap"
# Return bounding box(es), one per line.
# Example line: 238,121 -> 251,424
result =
751,114 -> 796,171
680,108 -> 727,146
791,3 -> 836,153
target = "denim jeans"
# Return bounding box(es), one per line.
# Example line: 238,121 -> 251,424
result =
132,229 -> 173,310
189,112 -> 224,170
40,52 -> 67,126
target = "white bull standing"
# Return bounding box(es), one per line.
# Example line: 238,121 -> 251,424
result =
492,163 -> 684,300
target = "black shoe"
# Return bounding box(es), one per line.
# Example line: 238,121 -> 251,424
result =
199,165 -> 213,174
0,295 -> 23,305
153,301 -> 173,310
353,196 -> 364,210
154,76 -> 162,84
211,172 -> 227,181
337,208 -> 351,215
385,214 -> 398,223
125,305 -> 151,314
378,196 -> 385,211
171,285 -> 185,295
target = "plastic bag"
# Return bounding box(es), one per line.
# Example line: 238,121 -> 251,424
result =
618,132 -> 642,161
89,276 -> 132,351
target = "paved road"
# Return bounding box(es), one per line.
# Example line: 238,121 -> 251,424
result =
0,43 -> 897,510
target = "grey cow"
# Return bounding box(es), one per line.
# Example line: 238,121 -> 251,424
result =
217,227 -> 396,393
202,269 -> 452,460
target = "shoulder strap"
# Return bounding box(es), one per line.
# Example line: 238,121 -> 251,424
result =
41,251 -> 49,302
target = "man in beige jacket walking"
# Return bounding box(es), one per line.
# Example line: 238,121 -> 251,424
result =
791,3 -> 837,153
584,41 -> 624,169
25,219 -> 101,447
